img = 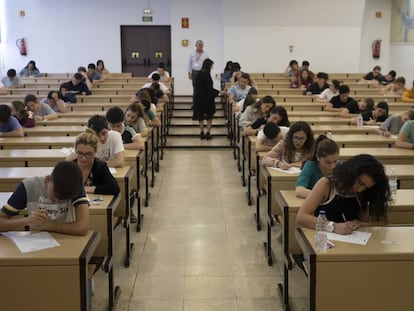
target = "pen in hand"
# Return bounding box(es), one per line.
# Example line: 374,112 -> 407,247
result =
342,213 -> 347,222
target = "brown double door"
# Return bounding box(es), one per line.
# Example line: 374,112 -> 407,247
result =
121,25 -> 171,77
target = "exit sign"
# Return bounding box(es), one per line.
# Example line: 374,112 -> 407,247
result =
142,16 -> 153,22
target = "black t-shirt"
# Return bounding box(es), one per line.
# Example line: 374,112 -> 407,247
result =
303,82 -> 329,95
345,101 -> 361,114
363,72 -> 382,82
329,95 -> 357,109
251,117 -> 266,129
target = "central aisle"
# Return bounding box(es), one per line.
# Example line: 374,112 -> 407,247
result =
93,150 -> 307,311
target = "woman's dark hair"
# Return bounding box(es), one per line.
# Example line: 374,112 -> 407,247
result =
231,62 -> 241,72
127,102 -> 149,124
253,95 -> 276,111
87,114 -> 108,134
241,88 -> 258,112
283,121 -> 314,163
201,58 -> 214,72
96,59 -> 105,68
47,90 -> 61,100
333,154 -> 390,220
25,60 -> 38,70
270,106 -> 290,127
11,100 -> 29,120
312,135 -> 339,161
223,61 -> 233,72
298,69 -> 313,85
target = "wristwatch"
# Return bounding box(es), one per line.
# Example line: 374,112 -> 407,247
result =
327,221 -> 335,233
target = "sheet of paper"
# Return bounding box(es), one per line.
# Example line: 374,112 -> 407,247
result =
327,230 -> 371,245
269,166 -> 301,174
390,135 -> 398,139
362,125 -> 379,129
2,231 -> 60,253
109,167 -> 117,174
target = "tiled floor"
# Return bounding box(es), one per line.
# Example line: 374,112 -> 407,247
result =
92,149 -> 307,311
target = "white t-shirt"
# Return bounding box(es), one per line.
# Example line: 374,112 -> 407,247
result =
96,130 -> 124,162
148,70 -> 170,82
318,88 -> 338,101
257,126 -> 289,146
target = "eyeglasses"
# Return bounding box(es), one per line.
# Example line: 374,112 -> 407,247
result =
76,151 -> 94,159
292,136 -> 307,142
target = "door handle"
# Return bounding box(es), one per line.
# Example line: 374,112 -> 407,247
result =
123,58 -> 126,66
144,58 -> 147,66
147,58 -> 151,67
167,58 -> 171,66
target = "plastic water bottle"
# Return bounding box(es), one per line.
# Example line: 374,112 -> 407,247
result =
389,168 -> 397,200
315,211 -> 328,251
356,114 -> 363,128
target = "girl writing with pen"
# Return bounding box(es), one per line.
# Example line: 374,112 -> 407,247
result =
296,154 -> 391,234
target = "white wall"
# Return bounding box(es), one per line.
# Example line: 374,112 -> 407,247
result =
360,0 -> 392,74
0,0 -> 411,95
0,0 -> 171,74
390,44 -> 414,85
170,0 -> 223,94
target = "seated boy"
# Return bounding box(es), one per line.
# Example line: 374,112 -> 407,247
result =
106,106 -> 145,150
351,101 -> 389,125
86,115 -> 125,167
1,69 -> 23,88
24,94 -> 58,121
255,122 -> 289,152
0,104 -> 24,137
340,97 -> 375,118
0,161 -> 90,236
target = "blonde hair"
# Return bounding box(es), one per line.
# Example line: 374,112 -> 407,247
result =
75,128 -> 98,151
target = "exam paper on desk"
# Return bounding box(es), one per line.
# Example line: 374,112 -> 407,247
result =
327,230 -> 371,245
269,166 -> 301,174
2,231 -> 60,253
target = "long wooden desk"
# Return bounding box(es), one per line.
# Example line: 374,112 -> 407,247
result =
0,136 -> 75,148
296,226 -> 414,311
257,161 -> 414,267
0,163 -> 135,267
0,192 -> 121,310
0,230 -> 100,311
276,189 -> 414,310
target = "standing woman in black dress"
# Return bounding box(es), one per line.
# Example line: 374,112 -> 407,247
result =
193,58 -> 220,140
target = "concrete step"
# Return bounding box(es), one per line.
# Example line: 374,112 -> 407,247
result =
164,135 -> 231,149
168,127 -> 228,136
172,110 -> 225,118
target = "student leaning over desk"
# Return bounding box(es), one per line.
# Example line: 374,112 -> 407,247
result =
296,154 -> 391,235
262,121 -> 314,170
295,135 -> 341,199
0,161 -> 90,236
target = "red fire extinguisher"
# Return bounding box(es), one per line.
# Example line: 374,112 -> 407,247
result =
16,38 -> 27,56
372,39 -> 381,59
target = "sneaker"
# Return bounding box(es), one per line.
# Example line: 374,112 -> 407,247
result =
206,132 -> 212,140
200,132 -> 206,140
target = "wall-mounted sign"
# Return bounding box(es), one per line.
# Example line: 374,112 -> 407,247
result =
182,39 -> 189,47
142,16 -> 153,22
131,52 -> 140,58
155,52 -> 163,58
181,17 -> 189,28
